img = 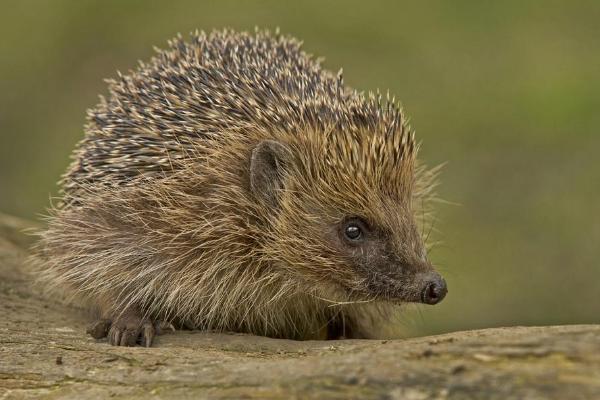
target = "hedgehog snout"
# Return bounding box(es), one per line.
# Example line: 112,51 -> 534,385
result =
420,274 -> 447,305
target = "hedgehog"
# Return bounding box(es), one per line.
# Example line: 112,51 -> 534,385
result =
34,29 -> 447,347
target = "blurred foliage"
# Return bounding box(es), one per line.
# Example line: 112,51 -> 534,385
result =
1,0 -> 598,336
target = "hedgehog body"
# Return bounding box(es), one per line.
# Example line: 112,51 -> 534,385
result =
36,29 -> 446,346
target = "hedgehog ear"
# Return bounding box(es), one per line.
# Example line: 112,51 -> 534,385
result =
250,140 -> 292,208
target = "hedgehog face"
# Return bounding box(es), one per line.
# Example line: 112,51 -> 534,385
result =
250,138 -> 447,306
332,208 -> 447,305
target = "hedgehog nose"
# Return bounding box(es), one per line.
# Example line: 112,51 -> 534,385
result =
421,276 -> 447,305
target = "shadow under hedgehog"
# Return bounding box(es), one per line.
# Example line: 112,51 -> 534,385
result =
34,29 -> 447,347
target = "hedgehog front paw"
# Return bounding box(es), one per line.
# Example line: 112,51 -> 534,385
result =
107,315 -> 155,347
86,315 -> 154,347
86,314 -> 176,347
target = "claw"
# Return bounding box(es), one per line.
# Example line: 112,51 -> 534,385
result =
142,322 -> 155,347
109,326 -> 122,346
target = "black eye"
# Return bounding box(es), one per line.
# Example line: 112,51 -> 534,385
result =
344,223 -> 363,241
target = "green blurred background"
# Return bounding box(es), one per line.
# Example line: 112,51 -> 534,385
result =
1,1 -> 598,336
